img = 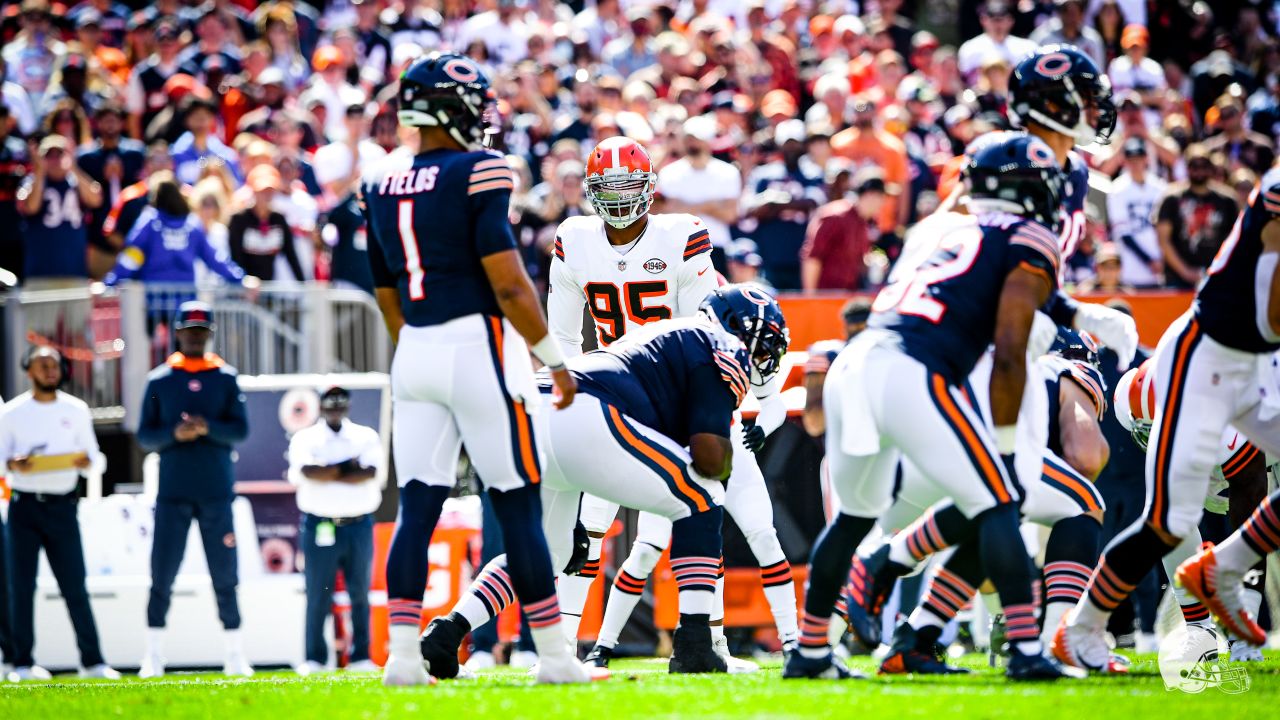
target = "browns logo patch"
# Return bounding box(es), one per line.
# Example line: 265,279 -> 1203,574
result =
644,258 -> 667,274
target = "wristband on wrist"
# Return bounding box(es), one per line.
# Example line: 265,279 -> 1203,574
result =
531,335 -> 566,371
994,425 -> 1017,455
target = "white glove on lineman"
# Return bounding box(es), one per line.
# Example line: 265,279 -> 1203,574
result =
1028,310 -> 1058,360
1073,302 -> 1138,367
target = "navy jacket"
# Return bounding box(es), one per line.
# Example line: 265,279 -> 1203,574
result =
137,353 -> 248,501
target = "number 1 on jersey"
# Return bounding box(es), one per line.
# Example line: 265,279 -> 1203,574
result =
398,199 -> 425,300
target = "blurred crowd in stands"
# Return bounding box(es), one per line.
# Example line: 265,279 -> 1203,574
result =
2,0 -> 1278,297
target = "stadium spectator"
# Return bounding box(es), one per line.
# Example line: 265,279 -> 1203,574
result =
104,172 -> 248,287
136,301 -> 251,679
321,187 -> 373,294
312,103 -> 386,204
0,103 -> 28,280
655,114 -> 741,269
0,345 -> 116,682
172,95 -> 243,186
16,135 -> 102,285
190,177 -> 235,287
800,168 -> 887,293
830,97 -> 909,236
742,119 -> 824,290
3,0 -> 66,120
1106,24 -> 1165,126
102,143 -> 174,252
1155,143 -> 1240,289
124,17 -> 185,140
287,385 -> 382,676
1029,0 -> 1106,68
725,238 -> 766,287
78,102 -> 145,276
956,1 -> 1035,84
1074,243 -> 1134,294
1202,94 -> 1275,177
1105,137 -> 1167,288
227,165 -> 305,282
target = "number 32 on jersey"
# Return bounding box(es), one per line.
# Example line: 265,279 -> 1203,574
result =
586,280 -> 672,345
872,227 -> 982,322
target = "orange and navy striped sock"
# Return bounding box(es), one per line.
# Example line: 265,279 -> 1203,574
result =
671,556 -> 719,615
919,566 -> 978,624
1043,561 -> 1091,608
1240,491 -> 1280,557
523,595 -> 562,630
798,611 -> 830,655
388,598 -> 422,628
1084,558 -> 1138,613
471,564 -> 517,618
1180,601 -> 1212,624
1004,603 -> 1039,643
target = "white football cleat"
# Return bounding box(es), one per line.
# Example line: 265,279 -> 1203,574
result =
1051,615 -> 1112,673
8,665 -> 52,682
138,651 -> 165,679
79,664 -> 121,680
223,652 -> 254,678
535,654 -> 591,684
1134,632 -> 1158,654
383,655 -> 435,687
463,651 -> 496,671
1230,639 -> 1265,662
345,659 -> 380,673
713,635 -> 759,674
509,650 -> 538,669
295,661 -> 327,676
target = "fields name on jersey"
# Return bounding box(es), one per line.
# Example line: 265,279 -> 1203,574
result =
379,166 -> 441,196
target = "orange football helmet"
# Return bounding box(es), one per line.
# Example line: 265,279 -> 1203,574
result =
584,137 -> 657,229
1114,358 -> 1157,450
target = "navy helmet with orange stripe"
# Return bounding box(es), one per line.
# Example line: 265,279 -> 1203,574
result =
1009,44 -> 1116,146
398,52 -> 493,149
700,283 -> 789,385
964,132 -> 1065,233
1049,325 -> 1099,368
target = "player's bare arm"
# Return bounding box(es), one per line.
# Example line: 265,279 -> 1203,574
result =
482,247 -> 577,409
374,287 -> 406,345
990,265 -> 1053,438
802,372 -> 826,437
689,432 -> 731,481
1057,379 -> 1110,483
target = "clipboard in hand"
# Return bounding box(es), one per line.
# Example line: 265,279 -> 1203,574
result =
23,453 -> 87,473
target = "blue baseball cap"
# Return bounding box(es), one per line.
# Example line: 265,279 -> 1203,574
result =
175,301 -> 215,330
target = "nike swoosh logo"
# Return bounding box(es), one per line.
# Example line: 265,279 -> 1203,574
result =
1228,435 -> 1239,450
697,267 -> 709,276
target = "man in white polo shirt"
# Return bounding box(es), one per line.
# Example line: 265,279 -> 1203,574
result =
288,386 -> 383,675
657,114 -> 743,272
0,346 -> 117,682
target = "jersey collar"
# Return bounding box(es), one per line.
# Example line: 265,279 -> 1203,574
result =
166,352 -> 225,372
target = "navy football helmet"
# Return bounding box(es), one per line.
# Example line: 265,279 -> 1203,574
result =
1009,45 -> 1116,146
700,284 -> 789,384
964,132 -> 1066,232
1049,325 -> 1100,368
398,52 -> 493,148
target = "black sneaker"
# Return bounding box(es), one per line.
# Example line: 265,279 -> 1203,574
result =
782,649 -> 865,679
419,615 -> 467,680
1005,647 -> 1066,681
846,545 -> 895,649
584,644 -> 614,669
668,622 -> 727,674
878,623 -> 971,675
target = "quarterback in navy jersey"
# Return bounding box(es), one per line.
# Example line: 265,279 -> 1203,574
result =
1057,163 -> 1280,668
360,52 -> 588,687
786,134 -> 1069,682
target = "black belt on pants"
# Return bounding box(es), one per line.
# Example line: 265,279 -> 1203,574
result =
11,489 -> 77,503
308,513 -> 369,527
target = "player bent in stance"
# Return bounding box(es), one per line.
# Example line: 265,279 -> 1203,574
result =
361,53 -> 586,686
544,138 -> 797,668
846,328 -> 1111,675
1112,361 -> 1270,661
784,135 -> 1069,681
417,285 -> 788,675
1052,166 -> 1280,671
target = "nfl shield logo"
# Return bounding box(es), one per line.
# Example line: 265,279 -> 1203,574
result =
188,379 -> 202,392
617,260 -> 627,271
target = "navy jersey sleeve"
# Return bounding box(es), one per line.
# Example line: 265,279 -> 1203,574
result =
1005,221 -> 1061,289
1063,362 -> 1108,421
684,363 -> 739,440
359,185 -> 396,288
1262,181 -> 1280,217
466,154 -> 519,258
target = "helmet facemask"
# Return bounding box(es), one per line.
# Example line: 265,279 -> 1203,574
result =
584,170 -> 656,229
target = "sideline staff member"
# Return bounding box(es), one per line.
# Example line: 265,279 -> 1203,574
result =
287,386 -> 382,675
0,346 -> 117,681
136,302 -> 251,678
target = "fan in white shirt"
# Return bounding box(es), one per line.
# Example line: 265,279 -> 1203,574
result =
656,115 -> 742,255
1105,139 -> 1168,287
957,2 -> 1036,83
287,389 -> 383,519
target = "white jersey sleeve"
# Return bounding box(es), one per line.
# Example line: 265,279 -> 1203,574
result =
751,373 -> 786,436
547,226 -> 587,358
673,216 -> 717,316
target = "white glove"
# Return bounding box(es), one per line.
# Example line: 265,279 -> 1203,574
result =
1028,310 -> 1058,359
1074,302 -> 1138,367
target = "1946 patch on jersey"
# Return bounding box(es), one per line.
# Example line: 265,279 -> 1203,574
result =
644,258 -> 667,274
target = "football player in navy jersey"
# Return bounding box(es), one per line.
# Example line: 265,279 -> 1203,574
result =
785,134 -> 1068,681
1056,164 -> 1280,668
415,285 -> 788,676
360,52 -> 586,686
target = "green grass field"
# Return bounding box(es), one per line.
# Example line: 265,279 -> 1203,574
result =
1,653 -> 1274,719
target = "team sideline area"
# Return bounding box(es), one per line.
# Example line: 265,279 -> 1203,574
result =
5,655 -> 1278,719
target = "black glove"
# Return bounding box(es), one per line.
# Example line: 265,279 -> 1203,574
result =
562,520 -> 590,575
742,421 -> 766,453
